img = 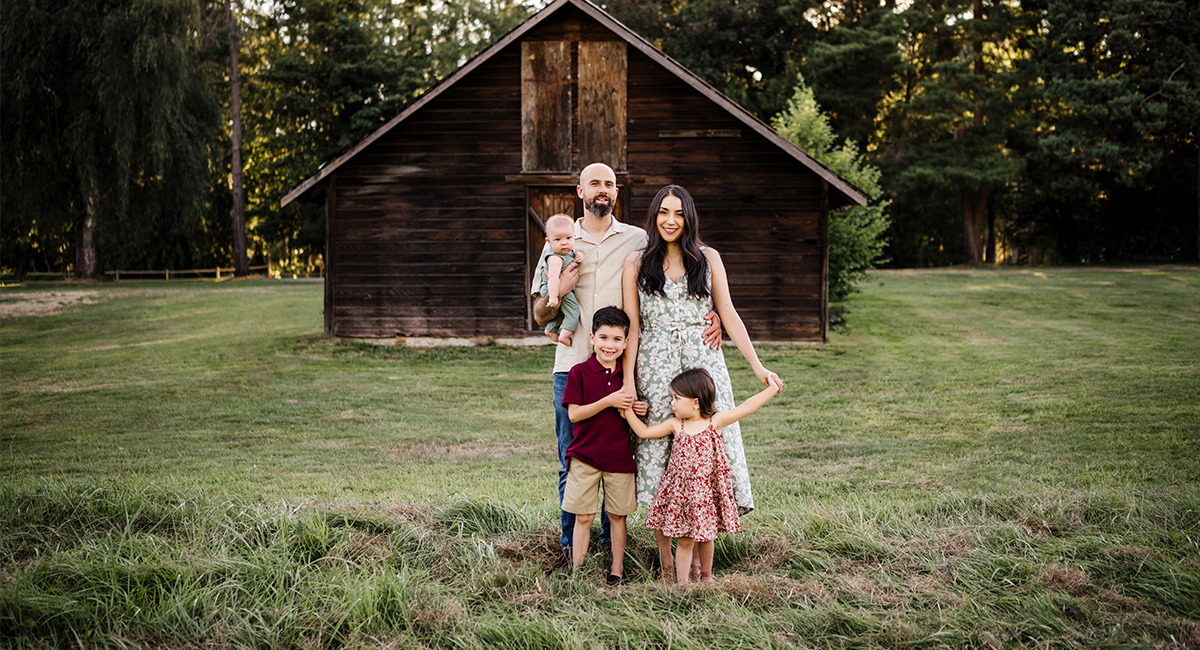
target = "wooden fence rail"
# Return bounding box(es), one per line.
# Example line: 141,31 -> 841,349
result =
112,265 -> 270,280
2,265 -> 272,283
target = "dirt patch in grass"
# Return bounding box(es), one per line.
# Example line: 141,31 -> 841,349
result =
0,290 -> 107,317
1036,564 -> 1090,595
741,536 -> 792,572
411,597 -> 465,633
716,574 -> 830,606
1174,619 -> 1200,647
308,501 -> 435,527
495,528 -> 565,574
937,530 -> 974,558
328,530 -> 393,568
1014,516 -> 1063,538
1102,544 -> 1158,566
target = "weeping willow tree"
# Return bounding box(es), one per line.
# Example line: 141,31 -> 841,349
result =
1,0 -> 221,278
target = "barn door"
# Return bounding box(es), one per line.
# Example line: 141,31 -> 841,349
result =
526,187 -> 581,330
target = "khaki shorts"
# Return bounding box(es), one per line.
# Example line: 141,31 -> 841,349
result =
562,459 -> 636,516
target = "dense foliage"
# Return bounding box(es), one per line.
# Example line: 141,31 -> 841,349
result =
605,0 -> 1199,266
2,0 -> 1196,276
772,77 -> 889,300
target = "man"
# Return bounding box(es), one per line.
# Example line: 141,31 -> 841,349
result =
534,162 -> 721,565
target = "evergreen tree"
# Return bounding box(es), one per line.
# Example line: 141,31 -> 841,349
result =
798,0 -> 906,151
872,0 -> 1024,265
772,77 -> 890,300
1013,0 -> 1200,262
604,0 -> 816,121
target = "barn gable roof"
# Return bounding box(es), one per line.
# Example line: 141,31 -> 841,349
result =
281,0 -> 869,208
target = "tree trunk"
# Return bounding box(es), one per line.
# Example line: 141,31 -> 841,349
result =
227,0 -> 248,277
985,189 -> 997,264
961,0 -> 990,266
961,182 -> 990,265
75,178 -> 102,279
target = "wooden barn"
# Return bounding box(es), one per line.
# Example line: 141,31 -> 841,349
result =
282,0 -> 866,342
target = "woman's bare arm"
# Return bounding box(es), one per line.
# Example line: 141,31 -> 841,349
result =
621,252 -> 642,394
706,247 -> 783,390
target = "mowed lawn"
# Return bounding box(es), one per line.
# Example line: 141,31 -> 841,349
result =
1,267 -> 1197,649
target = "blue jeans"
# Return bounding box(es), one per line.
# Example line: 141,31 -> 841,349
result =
554,371 -> 610,548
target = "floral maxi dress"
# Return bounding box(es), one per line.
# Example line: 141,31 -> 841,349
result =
644,421 -> 741,542
633,266 -> 754,514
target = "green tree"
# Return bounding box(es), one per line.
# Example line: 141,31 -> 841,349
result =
604,0 -> 816,121
242,0 -> 531,273
798,0 -> 906,151
872,0 -> 1024,266
1013,0 -> 1200,262
772,77 -> 889,300
1,0 -> 222,277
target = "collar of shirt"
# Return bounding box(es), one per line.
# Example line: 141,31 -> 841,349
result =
575,216 -> 628,246
585,353 -> 623,382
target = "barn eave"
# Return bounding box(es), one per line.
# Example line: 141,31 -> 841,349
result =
280,0 -> 868,210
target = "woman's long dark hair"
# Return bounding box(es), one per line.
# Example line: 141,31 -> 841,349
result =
638,185 -> 710,299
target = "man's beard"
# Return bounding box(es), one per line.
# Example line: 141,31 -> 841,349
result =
585,195 -> 613,218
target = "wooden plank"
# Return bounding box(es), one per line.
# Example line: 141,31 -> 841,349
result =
334,323 -> 530,339
658,129 -> 741,138
503,172 -> 632,185
522,40 -> 572,171
578,41 -> 626,170
281,0 -> 568,205
324,176 -> 336,335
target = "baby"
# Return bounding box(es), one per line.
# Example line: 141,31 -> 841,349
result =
537,214 -> 583,346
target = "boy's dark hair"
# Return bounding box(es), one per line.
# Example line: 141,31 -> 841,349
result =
669,368 -> 718,418
591,306 -> 630,335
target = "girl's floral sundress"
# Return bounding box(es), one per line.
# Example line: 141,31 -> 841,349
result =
644,420 -> 741,542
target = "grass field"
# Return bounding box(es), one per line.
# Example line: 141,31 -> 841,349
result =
2,267 -> 1198,648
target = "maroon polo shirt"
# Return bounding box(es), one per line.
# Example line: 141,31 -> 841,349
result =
561,355 -> 637,474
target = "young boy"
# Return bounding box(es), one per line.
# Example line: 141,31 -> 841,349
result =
535,214 -> 583,346
560,305 -> 637,584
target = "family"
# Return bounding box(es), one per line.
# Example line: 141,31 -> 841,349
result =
531,162 -> 784,585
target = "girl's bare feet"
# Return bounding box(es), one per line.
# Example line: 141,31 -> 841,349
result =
545,331 -> 559,343
558,331 -> 573,346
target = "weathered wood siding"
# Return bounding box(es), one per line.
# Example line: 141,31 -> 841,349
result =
327,49 -> 526,338
623,48 -> 828,340
324,4 -> 828,341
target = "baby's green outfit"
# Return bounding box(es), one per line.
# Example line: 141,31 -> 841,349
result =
538,250 -> 580,336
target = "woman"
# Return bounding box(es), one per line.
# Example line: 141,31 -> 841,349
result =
621,184 -> 782,579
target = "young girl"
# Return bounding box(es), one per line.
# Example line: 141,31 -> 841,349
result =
623,367 -> 782,583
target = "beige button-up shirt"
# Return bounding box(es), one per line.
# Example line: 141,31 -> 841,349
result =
532,218 -> 647,373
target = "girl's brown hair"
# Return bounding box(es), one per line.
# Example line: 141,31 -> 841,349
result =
669,368 -> 718,418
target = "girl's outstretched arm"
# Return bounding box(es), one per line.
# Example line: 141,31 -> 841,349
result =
705,248 -> 783,391
623,409 -> 675,439
711,377 -> 782,431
